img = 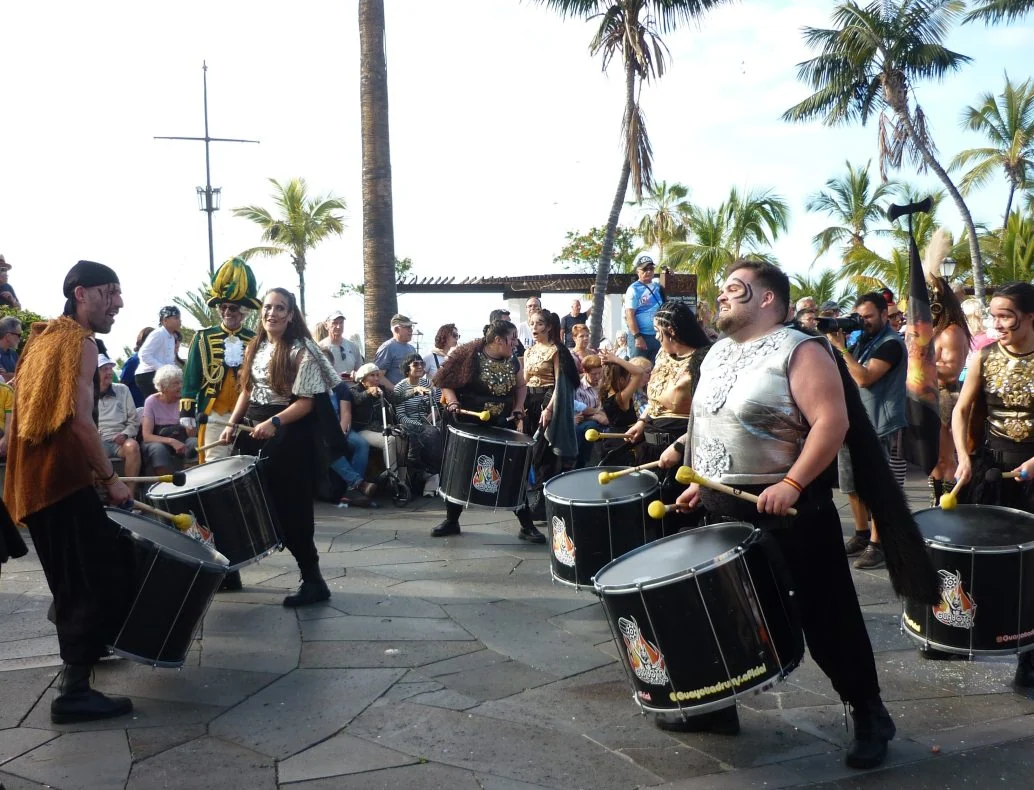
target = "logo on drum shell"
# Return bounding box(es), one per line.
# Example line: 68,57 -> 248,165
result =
618,616 -> 669,686
471,454 -> 501,493
551,516 -> 575,567
932,569 -> 977,630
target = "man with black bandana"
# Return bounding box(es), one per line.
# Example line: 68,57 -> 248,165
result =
659,261 -> 898,770
4,261 -> 135,724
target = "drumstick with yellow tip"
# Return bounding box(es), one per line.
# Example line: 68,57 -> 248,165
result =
120,473 -> 187,486
939,479 -> 967,510
647,500 -> 677,519
674,466 -> 797,516
598,461 -> 663,485
130,500 -> 196,531
584,429 -> 635,442
458,409 -> 491,422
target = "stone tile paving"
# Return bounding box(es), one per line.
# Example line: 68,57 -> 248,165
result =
0,471 -> 1032,788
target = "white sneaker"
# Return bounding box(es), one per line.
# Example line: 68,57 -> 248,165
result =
423,474 -> 440,497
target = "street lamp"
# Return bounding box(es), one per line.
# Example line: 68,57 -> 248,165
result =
196,186 -> 222,213
941,257 -> 957,279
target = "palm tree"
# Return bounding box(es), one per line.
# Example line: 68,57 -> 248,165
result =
981,209 -> 1034,284
232,178 -> 346,319
806,160 -> 898,261
627,180 -> 691,264
359,0 -> 398,359
949,74 -> 1034,228
782,1 -> 987,300
533,0 -> 730,345
789,269 -> 854,310
964,0 -> 1034,23
666,186 -> 790,304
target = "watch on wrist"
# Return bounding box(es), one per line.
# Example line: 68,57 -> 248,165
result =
271,415 -> 282,429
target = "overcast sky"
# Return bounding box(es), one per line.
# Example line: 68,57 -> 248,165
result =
0,1 -> 1030,354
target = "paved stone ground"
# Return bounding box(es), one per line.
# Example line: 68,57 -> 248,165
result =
1,472 -> 1033,789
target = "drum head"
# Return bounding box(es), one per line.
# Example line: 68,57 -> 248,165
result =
545,467 -> 657,505
149,455 -> 259,496
595,522 -> 756,589
106,509 -> 229,568
915,505 -> 1034,548
448,423 -> 533,445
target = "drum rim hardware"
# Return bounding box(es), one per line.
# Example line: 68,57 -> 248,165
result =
545,467 -> 658,508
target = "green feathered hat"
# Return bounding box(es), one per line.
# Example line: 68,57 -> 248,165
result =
206,257 -> 261,309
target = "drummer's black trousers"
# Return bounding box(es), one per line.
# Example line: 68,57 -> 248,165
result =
702,488 -> 881,704
25,487 -> 132,665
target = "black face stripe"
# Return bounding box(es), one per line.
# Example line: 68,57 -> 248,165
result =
728,277 -> 753,304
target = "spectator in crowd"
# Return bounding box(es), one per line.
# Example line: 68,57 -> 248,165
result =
573,354 -> 607,467
96,354 -> 141,484
375,314 -> 418,385
624,256 -> 665,362
319,310 -> 364,380
962,298 -> 996,351
141,365 -> 196,475
518,296 -> 541,349
569,323 -> 596,369
120,327 -> 154,408
887,304 -> 905,335
561,299 -> 591,348
320,349 -> 376,505
424,323 -> 458,377
592,348 -> 646,466
819,300 -> 841,318
135,307 -> 181,397
394,354 -> 443,497
696,300 -> 719,340
629,356 -> 652,416
0,255 -> 20,309
794,296 -> 819,331
0,316 -> 22,382
351,362 -> 408,486
612,332 -> 631,360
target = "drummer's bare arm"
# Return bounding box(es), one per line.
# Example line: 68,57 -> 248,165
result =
71,341 -> 131,505
441,387 -> 460,413
658,433 -> 690,468
513,363 -> 527,414
251,396 -> 314,440
952,357 -> 983,486
675,483 -> 701,510
219,389 -> 251,445
760,342 -> 848,515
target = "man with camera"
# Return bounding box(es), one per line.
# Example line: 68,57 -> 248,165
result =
826,293 -> 907,569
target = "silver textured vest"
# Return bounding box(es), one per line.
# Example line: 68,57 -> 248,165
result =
691,327 -> 821,485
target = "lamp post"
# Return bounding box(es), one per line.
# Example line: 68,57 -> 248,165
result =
941,257 -> 957,280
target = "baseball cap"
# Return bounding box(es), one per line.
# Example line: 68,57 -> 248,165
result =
635,256 -> 656,271
326,310 -> 345,322
819,300 -> 840,312
97,354 -> 115,368
390,314 -> 416,328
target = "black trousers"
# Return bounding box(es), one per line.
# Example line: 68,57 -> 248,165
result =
701,486 -> 881,704
25,487 -> 133,665
134,370 -> 157,398
236,404 -> 319,570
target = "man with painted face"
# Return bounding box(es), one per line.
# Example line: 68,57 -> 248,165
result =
829,293 -> 908,570
659,261 -> 902,770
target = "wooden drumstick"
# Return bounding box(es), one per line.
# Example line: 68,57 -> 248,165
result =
647,500 -> 676,520
457,409 -> 491,422
598,461 -> 663,485
197,437 -> 229,453
129,500 -> 195,531
939,479 -> 967,511
120,473 -> 187,486
584,429 -> 634,442
204,418 -> 254,434
674,466 -> 798,516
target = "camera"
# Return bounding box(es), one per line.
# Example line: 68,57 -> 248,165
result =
816,313 -> 864,334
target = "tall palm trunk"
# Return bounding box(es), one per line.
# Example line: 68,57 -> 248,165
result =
295,255 -> 307,318
1004,181 -> 1017,230
359,0 -> 398,359
591,58 -> 637,348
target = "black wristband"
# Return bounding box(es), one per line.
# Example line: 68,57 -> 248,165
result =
634,333 -> 644,339
673,441 -> 686,456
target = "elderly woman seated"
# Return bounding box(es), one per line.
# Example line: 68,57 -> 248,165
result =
141,364 -> 197,474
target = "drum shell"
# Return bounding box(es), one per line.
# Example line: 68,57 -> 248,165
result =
107,509 -> 228,667
545,467 -> 659,591
438,424 -> 533,510
594,524 -> 803,715
148,456 -> 281,570
902,506 -> 1034,655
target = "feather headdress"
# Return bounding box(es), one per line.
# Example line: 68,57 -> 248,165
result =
922,228 -> 953,282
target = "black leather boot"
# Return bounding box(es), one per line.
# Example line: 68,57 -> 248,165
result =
51,664 -> 133,724
1014,651 -> 1034,688
516,508 -> 546,544
654,705 -> 740,735
928,477 -> 943,508
431,518 -> 461,537
283,562 -> 331,607
846,697 -> 895,769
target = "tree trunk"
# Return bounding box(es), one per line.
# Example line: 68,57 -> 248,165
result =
296,256 -> 307,319
901,112 -> 985,300
591,57 -> 637,348
1004,181 -> 1016,231
359,0 -> 398,360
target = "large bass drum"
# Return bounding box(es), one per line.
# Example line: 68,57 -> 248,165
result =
594,523 -> 803,716
438,423 -> 534,510
148,456 -> 280,570
107,509 -> 228,668
545,467 -> 658,591
902,505 -> 1034,656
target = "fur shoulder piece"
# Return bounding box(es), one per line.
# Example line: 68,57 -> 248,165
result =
433,340 -> 485,391
16,316 -> 93,444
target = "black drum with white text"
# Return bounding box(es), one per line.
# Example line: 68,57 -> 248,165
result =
106,509 -> 228,668
438,423 -> 534,510
545,467 -> 658,591
594,523 -> 803,715
902,505 -> 1034,655
148,455 -> 280,570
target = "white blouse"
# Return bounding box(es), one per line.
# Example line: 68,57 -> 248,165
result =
249,339 -> 337,406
